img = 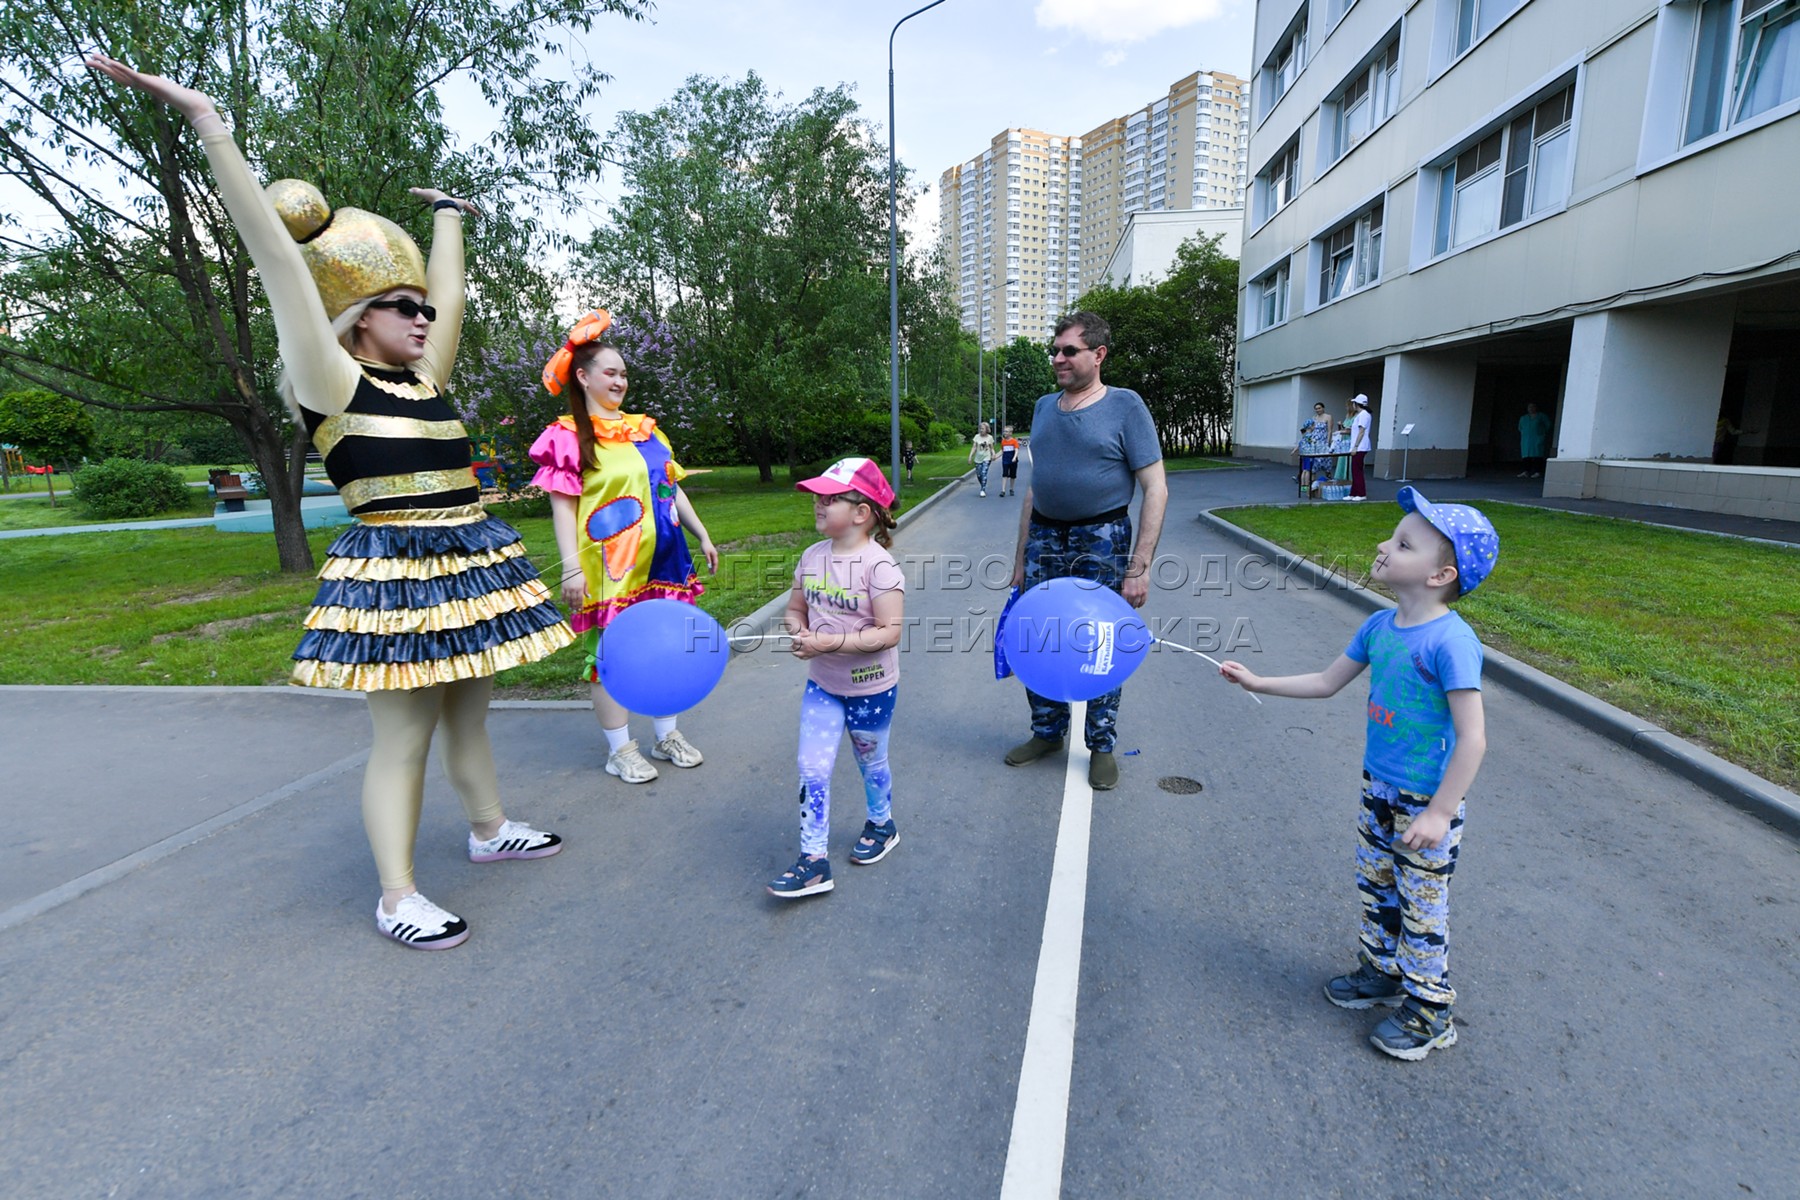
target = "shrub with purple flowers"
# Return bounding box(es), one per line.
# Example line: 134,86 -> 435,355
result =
454,309 -> 731,490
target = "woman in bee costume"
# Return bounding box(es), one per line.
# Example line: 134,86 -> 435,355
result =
89,55 -> 576,951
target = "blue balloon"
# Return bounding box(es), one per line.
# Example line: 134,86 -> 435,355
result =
1001,577 -> 1151,702
596,599 -> 730,717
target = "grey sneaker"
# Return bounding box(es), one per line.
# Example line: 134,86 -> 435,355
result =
650,729 -> 704,768
1088,751 -> 1119,790
1004,736 -> 1064,766
605,740 -> 658,784
1324,963 -> 1405,1010
1370,999 -> 1457,1061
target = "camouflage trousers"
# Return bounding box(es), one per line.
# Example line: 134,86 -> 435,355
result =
1356,773 -> 1464,1008
1021,512 -> 1132,753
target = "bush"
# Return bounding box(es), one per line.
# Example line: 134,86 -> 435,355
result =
925,421 -> 960,453
72,458 -> 192,519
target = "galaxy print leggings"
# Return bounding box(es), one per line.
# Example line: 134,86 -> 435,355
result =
796,681 -> 897,858
1356,773 -> 1464,1008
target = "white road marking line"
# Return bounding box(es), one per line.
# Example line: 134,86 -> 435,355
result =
1000,701 -> 1092,1200
0,748 -> 370,934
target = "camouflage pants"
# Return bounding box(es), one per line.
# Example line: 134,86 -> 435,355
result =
1021,513 -> 1132,753
1356,773 -> 1464,1008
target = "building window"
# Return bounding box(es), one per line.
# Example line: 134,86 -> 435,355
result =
1252,259 -> 1291,332
1318,200 -> 1384,303
1257,139 -> 1301,223
1431,82 -> 1574,255
1261,6 -> 1309,114
1328,0 -> 1361,25
1452,0 -> 1527,58
1329,33 -> 1401,162
1685,0 -> 1800,143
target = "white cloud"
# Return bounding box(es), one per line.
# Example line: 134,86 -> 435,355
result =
1035,0 -> 1228,45
1100,49 -> 1129,67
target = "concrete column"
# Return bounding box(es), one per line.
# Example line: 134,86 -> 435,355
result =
1377,351 -> 1477,478
1557,301 -> 1735,460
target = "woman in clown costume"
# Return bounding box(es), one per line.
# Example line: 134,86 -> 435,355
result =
87,55 -> 575,952
531,311 -> 719,784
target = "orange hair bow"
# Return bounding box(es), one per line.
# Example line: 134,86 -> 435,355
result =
541,308 -> 613,396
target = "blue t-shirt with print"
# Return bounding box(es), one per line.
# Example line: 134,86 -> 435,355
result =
1345,609 -> 1484,795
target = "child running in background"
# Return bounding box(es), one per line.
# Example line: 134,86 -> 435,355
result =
1219,487 -> 1499,1060
902,440 -> 917,483
768,458 -> 906,899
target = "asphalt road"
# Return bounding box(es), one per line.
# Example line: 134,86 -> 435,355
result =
3,462 -> 1796,1199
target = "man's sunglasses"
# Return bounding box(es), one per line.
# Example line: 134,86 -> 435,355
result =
367,297 -> 438,322
1048,343 -> 1089,358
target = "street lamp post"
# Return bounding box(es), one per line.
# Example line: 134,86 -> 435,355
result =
889,0 -> 952,497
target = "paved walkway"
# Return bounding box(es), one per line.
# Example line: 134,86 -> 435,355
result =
3,461 -> 1796,1199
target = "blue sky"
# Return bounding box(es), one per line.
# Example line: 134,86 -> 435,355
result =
512,0 -> 1258,235
5,2 -> 1256,246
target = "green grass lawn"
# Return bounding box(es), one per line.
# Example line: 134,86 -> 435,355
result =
1217,501 -> 1800,791
0,455 -> 969,696
1165,454 -> 1241,472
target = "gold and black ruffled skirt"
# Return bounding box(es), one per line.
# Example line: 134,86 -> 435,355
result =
291,504 -> 574,691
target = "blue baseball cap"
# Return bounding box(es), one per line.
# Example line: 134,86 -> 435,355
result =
1396,487 -> 1499,596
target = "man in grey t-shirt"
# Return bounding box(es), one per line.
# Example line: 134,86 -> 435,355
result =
1004,311 -> 1167,791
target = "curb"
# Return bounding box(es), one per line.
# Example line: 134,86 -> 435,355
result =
1198,509 -> 1800,842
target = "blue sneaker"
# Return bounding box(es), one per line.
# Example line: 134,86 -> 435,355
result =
1370,999 -> 1457,1061
1324,962 -> 1405,1010
849,819 -> 899,865
767,855 -> 833,899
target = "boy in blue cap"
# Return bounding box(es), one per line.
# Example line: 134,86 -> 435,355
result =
1220,487 -> 1499,1060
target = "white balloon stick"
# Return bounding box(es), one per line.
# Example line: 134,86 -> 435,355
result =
1154,638 -> 1264,705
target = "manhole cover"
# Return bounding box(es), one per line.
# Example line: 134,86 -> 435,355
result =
1158,776 -> 1204,795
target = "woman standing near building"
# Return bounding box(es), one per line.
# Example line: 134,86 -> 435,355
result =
1348,394 -> 1374,501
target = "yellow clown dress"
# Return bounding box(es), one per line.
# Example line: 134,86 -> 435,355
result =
529,413 -> 703,672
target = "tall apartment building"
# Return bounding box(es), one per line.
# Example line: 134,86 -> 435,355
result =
938,128 -> 1084,350
936,70 -> 1248,348
1236,0 -> 1800,519
1077,71 -> 1249,294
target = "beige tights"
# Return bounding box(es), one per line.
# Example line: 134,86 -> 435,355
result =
363,677 -> 506,893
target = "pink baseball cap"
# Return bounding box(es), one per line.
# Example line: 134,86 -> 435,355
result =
795,457 -> 895,509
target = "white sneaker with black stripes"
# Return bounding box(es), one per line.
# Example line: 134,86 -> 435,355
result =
376,892 -> 470,950
467,819 -> 564,863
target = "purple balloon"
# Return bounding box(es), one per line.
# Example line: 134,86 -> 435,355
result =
596,599 -> 729,717
1001,577 -> 1151,702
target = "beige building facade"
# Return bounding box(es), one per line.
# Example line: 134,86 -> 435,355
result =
938,128 -> 1084,350
1237,0 -> 1800,520
1078,71 -> 1249,294
937,70 -> 1249,348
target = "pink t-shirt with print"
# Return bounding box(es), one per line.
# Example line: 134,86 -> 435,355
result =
795,539 -> 906,697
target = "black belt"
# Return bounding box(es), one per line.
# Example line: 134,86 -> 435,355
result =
1030,505 -> 1129,530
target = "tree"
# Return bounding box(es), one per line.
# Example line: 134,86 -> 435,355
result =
453,309 -> 727,491
0,0 -> 649,570
1000,336 -> 1056,431
586,74 -> 903,481
896,237 -> 978,427
0,388 -> 95,505
1075,234 -> 1239,454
